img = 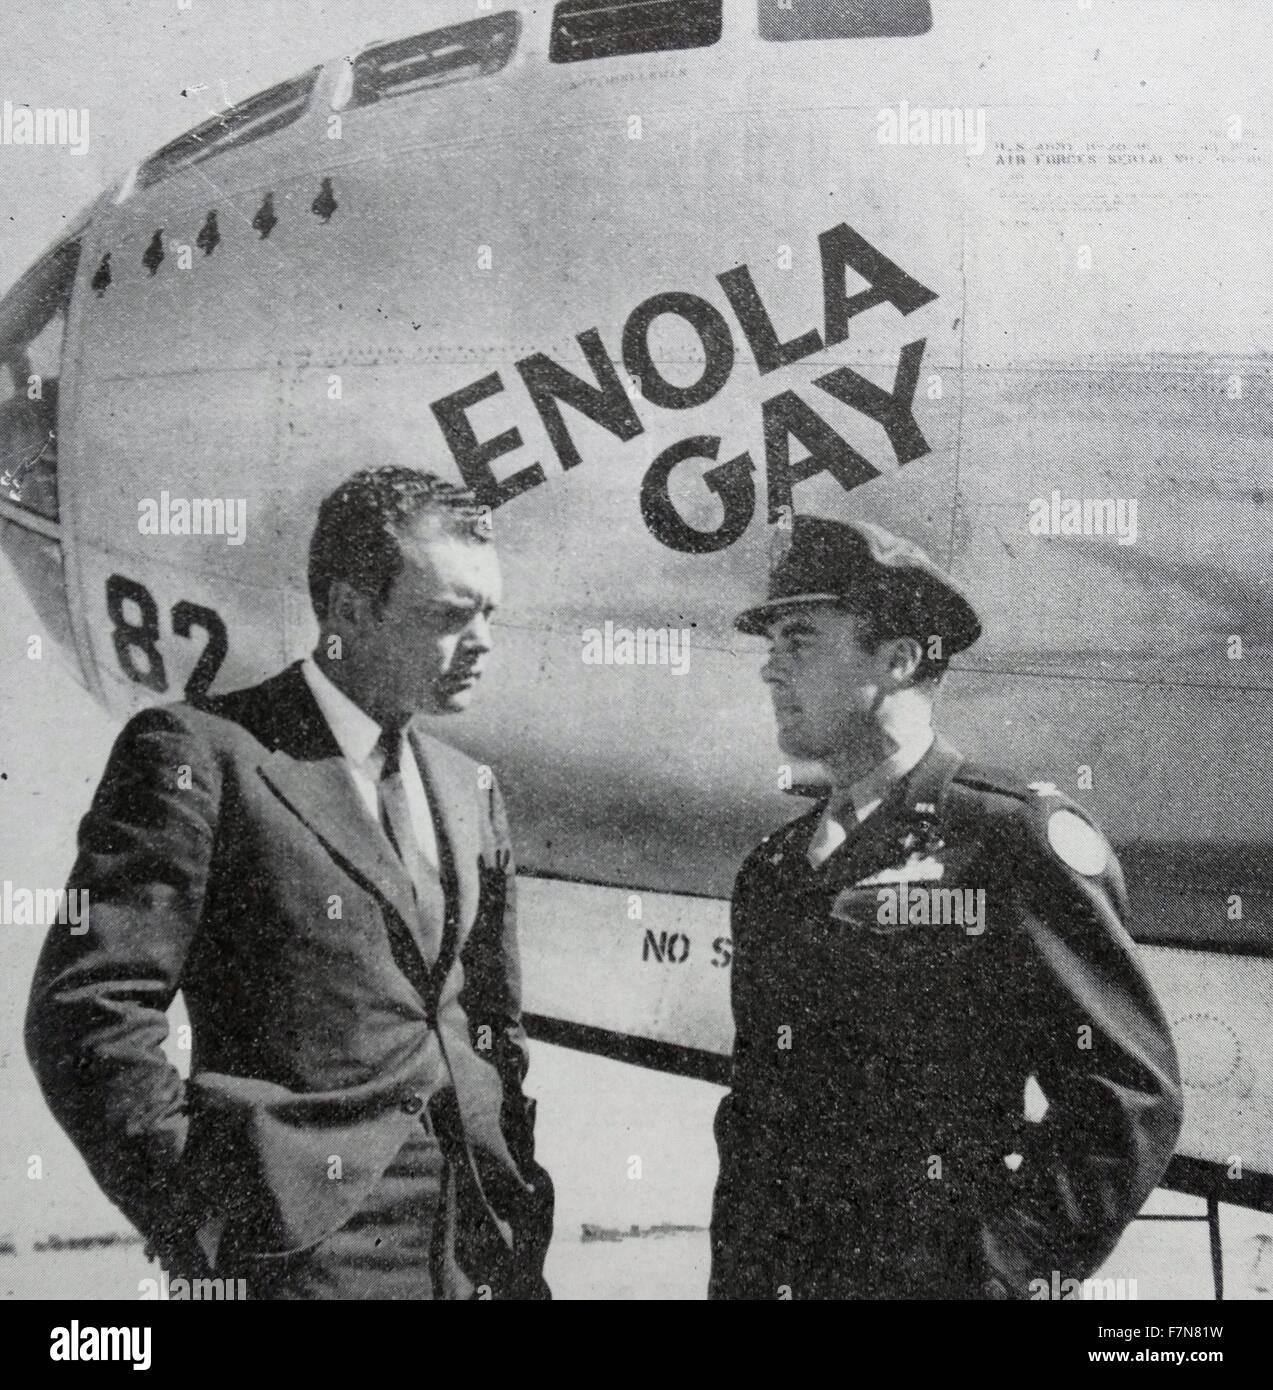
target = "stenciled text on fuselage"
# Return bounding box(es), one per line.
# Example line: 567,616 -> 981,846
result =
428,222 -> 939,553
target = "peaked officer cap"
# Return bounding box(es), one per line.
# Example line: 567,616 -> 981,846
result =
734,515 -> 981,655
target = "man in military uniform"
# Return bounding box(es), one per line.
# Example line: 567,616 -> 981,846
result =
709,515 -> 1183,1300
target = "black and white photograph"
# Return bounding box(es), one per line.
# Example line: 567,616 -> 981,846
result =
0,0 -> 1268,1351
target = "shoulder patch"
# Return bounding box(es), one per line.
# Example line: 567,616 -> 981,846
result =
1046,809 -> 1108,876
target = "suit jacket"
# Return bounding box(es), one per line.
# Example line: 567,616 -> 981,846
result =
25,662 -> 553,1292
709,734 -> 1183,1300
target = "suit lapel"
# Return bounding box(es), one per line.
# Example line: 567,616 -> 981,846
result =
818,792 -> 914,894
257,747 -> 423,936
408,727 -> 480,959
248,665 -> 425,951
815,733 -> 964,893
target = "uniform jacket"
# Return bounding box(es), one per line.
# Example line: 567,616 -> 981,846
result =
709,734 -> 1183,1300
25,662 -> 552,1292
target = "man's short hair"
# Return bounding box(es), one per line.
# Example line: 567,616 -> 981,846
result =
308,466 -> 487,621
834,591 -> 951,685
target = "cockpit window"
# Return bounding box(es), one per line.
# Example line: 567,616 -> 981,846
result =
0,237 -> 79,521
350,12 -> 521,107
137,66 -> 320,190
550,0 -> 722,63
758,0 -> 932,42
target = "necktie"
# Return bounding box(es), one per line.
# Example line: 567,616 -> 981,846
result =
807,790 -> 857,868
377,726 -> 443,965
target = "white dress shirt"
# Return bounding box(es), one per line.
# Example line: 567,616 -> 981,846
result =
301,657 -> 439,870
807,726 -> 935,868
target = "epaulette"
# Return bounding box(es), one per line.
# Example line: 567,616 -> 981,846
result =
783,780 -> 831,801
950,762 -> 1036,803
747,800 -> 819,863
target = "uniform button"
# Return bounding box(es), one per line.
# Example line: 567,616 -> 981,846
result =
401,1094 -> 424,1115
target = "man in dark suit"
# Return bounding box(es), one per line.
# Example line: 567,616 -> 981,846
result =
709,515 -> 1183,1300
26,466 -> 553,1299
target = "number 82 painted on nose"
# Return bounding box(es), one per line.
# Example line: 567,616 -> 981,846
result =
104,572 -> 227,699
